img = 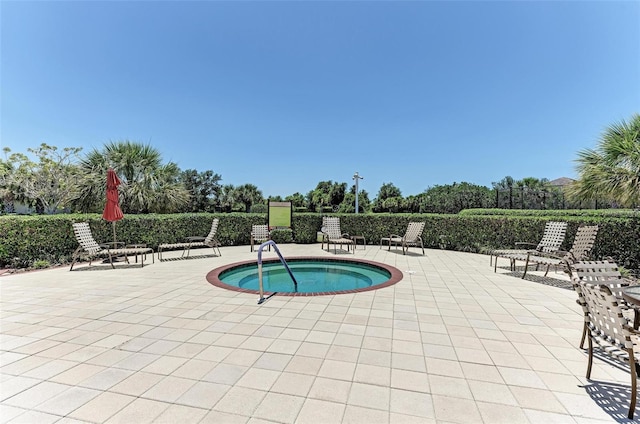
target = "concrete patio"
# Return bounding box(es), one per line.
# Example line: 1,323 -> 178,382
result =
0,243 -> 635,423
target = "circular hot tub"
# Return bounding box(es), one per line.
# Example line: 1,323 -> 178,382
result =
206,257 -> 403,296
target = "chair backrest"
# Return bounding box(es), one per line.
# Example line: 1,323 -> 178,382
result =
576,280 -> 634,350
404,222 -> 426,242
570,260 -> 627,298
252,224 -> 270,240
567,225 -> 599,262
536,221 -> 567,253
204,218 -> 219,246
72,222 -> 103,254
322,217 -> 343,239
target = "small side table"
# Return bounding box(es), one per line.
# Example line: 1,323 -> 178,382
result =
351,235 -> 366,250
621,285 -> 640,329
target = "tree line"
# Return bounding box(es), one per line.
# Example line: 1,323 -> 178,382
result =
1,114 -> 638,215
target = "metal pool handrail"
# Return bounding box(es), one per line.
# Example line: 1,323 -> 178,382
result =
257,240 -> 298,304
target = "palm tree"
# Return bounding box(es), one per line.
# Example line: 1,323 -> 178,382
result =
73,140 -> 189,213
569,114 -> 640,208
235,184 -> 264,213
218,184 -> 237,212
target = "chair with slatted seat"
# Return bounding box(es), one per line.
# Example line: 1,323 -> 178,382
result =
380,221 -> 426,255
570,260 -> 635,349
158,218 -> 221,260
70,222 -> 154,270
321,217 -> 354,254
251,224 -> 271,252
508,225 -> 599,279
492,221 -> 567,273
574,276 -> 640,419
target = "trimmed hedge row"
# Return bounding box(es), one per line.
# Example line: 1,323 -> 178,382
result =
460,208 -> 640,218
1,212 -> 638,272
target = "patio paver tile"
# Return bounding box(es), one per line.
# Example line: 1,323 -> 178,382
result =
34,386 -> 100,416
295,399 -> 345,424
103,398 -> 169,424
67,391 -> 135,423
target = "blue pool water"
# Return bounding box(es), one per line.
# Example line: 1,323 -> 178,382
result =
218,259 -> 392,293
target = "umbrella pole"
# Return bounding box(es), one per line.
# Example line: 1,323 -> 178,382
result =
112,221 -> 117,244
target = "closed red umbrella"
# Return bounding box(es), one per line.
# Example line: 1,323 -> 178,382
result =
103,168 -> 124,243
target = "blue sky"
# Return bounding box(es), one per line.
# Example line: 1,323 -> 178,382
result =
2,1 -> 639,199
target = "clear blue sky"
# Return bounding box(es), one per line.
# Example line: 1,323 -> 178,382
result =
2,1 -> 639,199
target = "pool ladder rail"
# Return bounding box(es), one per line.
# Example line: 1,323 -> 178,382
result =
257,240 -> 298,304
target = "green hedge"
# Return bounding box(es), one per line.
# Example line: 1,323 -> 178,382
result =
460,208 -> 640,218
1,212 -> 638,272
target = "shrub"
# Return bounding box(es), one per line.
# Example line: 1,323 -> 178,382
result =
32,260 -> 51,269
270,229 -> 294,244
460,208 -> 640,218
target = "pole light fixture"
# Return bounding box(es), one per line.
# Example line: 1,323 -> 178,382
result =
353,172 -> 363,214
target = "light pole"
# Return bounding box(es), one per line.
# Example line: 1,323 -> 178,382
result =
353,172 -> 363,214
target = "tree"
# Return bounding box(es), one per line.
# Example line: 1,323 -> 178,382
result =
235,183 -> 264,213
382,196 -> 402,213
73,140 -> 189,213
219,184 -> 237,212
569,114 -> 640,207
0,149 -> 17,213
285,192 -> 306,210
422,182 -> 492,214
513,177 -> 550,209
180,169 -> 222,212
306,181 -> 346,212
373,182 -> 402,212
337,187 -> 371,213
402,194 -> 425,213
492,176 -> 515,209
377,182 -> 402,200
1,143 -> 82,214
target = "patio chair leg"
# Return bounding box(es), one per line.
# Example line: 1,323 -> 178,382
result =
521,255 -> 531,279
106,253 -> 115,269
586,332 -> 594,379
628,352 -> 637,419
69,247 -> 82,271
579,323 -> 587,349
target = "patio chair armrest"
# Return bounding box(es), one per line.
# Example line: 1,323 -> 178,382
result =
622,319 -> 640,335
100,241 -> 125,249
515,242 -> 538,249
186,236 -> 206,242
527,250 -> 566,260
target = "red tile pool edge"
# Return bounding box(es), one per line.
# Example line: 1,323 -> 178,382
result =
206,256 -> 404,297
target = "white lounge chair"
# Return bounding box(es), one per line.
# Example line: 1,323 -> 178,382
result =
158,218 -> 221,260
